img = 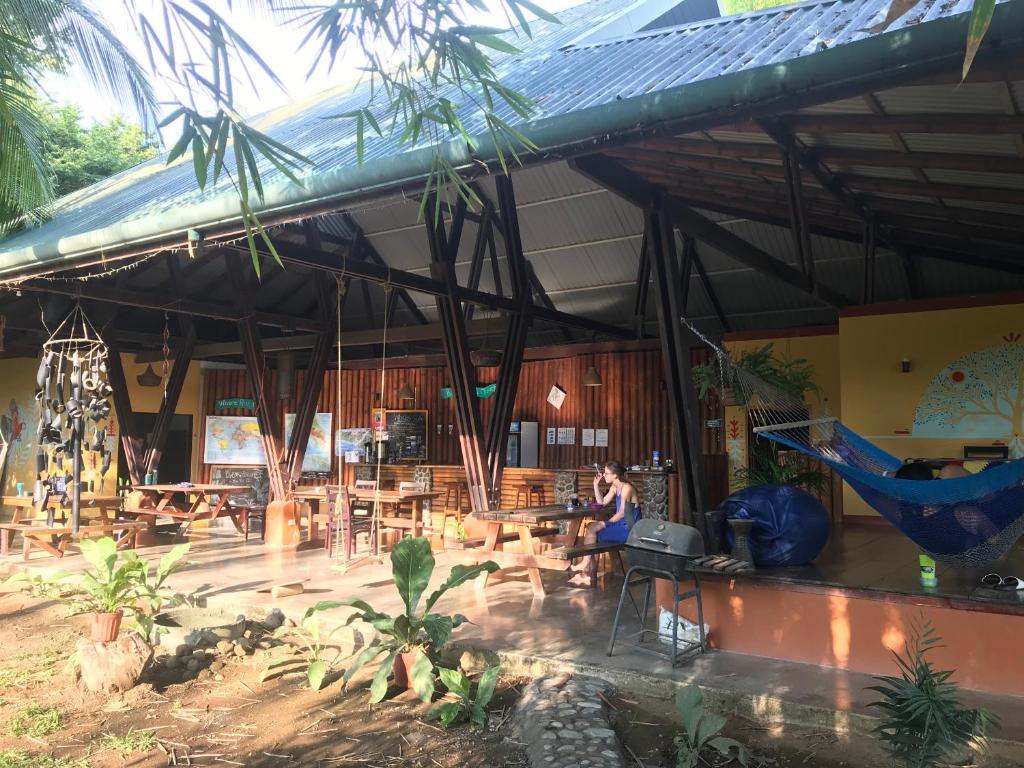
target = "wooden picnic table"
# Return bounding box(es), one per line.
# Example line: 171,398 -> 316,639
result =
294,487 -> 443,544
0,494 -> 123,556
453,503 -> 613,597
128,484 -> 252,539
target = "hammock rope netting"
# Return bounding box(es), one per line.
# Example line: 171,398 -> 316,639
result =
691,320 -> 1024,568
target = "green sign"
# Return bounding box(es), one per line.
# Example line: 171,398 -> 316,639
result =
476,384 -> 497,399
216,397 -> 255,410
440,387 -> 453,400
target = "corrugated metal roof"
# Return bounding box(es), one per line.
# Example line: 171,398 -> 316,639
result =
0,0 -> 1013,271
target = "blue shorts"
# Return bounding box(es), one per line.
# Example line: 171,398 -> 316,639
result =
597,519 -> 631,544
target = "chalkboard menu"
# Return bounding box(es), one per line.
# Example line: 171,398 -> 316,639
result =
385,410 -> 428,462
209,465 -> 269,508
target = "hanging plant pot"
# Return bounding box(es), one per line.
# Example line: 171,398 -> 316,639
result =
391,650 -> 421,690
90,610 -> 124,643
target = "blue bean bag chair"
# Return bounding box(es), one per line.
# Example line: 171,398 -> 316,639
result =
719,484 -> 830,567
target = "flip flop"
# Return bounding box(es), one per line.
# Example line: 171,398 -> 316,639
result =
981,573 -> 1024,591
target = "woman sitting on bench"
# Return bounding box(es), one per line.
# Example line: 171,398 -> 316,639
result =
569,461 -> 640,587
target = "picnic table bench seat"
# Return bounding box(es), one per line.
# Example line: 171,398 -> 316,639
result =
543,540 -> 624,560
445,526 -> 558,550
0,519 -> 149,560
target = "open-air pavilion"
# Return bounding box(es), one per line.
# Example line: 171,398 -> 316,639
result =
2,0 -> 1024,738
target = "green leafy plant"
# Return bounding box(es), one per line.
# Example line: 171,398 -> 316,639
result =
340,537 -> 499,704
262,601 -> 347,691
674,686 -> 750,768
0,751 -> 85,768
868,618 -> 998,768
99,727 -> 158,753
733,442 -> 829,495
693,344 -> 818,404
8,705 -> 60,738
427,665 -> 501,728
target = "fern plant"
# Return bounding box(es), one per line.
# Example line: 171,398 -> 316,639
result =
868,619 -> 998,768
674,685 -> 750,768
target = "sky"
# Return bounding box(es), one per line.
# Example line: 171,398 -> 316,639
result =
43,0 -> 585,140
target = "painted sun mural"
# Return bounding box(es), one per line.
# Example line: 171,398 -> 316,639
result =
912,338 -> 1024,457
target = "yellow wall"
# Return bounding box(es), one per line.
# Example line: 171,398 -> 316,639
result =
0,353 -> 203,505
840,300 -> 1024,516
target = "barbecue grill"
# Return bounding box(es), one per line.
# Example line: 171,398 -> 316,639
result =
607,519 -> 706,667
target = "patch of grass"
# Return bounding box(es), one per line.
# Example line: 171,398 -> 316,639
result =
100,728 -> 158,753
0,751 -> 85,768
7,706 -> 61,738
0,646 -> 70,689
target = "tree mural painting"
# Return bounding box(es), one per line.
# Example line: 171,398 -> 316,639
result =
913,341 -> 1024,457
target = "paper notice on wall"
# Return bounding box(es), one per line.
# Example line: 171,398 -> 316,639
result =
547,385 -> 566,410
546,427 -> 556,445
344,450 -> 362,463
557,427 -> 576,445
582,428 -> 595,447
595,428 -> 609,447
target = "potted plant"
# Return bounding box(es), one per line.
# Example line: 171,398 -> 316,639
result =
339,537 -> 498,703
41,538 -> 189,643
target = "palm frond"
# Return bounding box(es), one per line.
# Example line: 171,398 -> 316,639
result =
0,78 -> 52,234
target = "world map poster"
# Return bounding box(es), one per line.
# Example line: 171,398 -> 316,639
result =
203,416 -> 266,465
284,412 -> 333,472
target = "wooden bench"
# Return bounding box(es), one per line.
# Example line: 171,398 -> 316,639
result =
543,541 -> 624,560
445,527 -> 558,550
1,520 -> 149,560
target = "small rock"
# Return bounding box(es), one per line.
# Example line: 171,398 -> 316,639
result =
284,617 -> 297,628
209,659 -> 225,673
165,655 -> 181,670
233,638 -> 253,657
175,644 -> 190,657
600,750 -> 618,758
547,721 -> 564,730
541,672 -> 571,690
216,640 -> 234,655
585,727 -> 616,740
186,658 -> 201,672
198,668 -> 213,681
214,673 -> 224,681
192,648 -> 207,658
459,648 -> 500,675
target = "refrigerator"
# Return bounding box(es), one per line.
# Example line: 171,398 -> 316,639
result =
507,421 -> 539,468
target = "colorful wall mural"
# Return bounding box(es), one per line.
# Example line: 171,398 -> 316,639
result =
912,341 -> 1024,457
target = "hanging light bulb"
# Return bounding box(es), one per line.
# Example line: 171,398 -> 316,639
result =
397,383 -> 416,402
583,366 -> 603,387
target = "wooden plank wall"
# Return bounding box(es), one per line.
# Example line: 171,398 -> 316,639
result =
196,346 -> 840,520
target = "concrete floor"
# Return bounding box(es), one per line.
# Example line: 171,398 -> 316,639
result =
5,525 -> 1023,745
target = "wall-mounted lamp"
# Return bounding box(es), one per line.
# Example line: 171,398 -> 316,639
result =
582,366 -> 603,387
901,358 -> 912,374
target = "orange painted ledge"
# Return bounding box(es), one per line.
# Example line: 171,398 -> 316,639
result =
663,576 -> 1024,697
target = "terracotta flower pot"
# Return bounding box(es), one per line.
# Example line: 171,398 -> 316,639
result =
391,650 -> 421,690
91,610 -> 124,643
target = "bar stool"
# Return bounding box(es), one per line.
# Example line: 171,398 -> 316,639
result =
443,481 -> 470,521
513,484 -> 546,508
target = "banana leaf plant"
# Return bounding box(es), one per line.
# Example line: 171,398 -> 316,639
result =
340,537 -> 498,704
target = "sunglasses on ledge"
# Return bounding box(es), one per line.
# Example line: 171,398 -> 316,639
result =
981,573 -> 1023,591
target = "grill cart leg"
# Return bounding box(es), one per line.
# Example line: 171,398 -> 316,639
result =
607,566 -> 641,657
639,572 -> 654,645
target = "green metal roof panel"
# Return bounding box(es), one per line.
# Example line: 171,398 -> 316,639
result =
0,0 -> 1019,276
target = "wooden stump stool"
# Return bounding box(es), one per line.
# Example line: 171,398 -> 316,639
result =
443,482 -> 470,521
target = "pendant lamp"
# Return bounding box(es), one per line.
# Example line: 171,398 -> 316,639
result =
137,364 -> 161,387
397,383 -> 416,402
583,366 -> 603,387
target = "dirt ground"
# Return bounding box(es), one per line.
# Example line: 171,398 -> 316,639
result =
0,592 -> 526,768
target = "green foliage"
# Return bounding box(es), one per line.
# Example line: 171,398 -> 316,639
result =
10,538 -> 189,632
673,686 -> 750,768
99,727 -> 158,753
868,619 -> 998,768
693,344 -> 818,404
340,536 -> 499,703
34,102 -> 158,196
8,705 -> 60,738
427,665 -> 501,728
733,442 -> 829,495
262,601 -> 348,690
0,645 -> 70,689
719,0 -> 790,14
0,752 -> 85,768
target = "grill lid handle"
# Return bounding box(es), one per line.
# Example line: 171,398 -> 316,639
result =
638,536 -> 669,547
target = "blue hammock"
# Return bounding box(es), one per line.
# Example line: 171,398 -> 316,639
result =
762,424 -> 1024,567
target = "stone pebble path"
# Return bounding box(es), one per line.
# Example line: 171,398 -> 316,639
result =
515,672 -> 627,768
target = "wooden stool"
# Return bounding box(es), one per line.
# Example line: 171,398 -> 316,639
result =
513,484 -> 546,508
443,482 -> 470,521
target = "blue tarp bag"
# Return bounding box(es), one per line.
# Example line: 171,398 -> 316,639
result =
720,484 -> 830,567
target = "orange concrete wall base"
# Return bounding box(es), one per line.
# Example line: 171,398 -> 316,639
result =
661,578 -> 1024,697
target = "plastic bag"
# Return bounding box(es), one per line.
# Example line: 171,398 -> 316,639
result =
658,607 -> 708,648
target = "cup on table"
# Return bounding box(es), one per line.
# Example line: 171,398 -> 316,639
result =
15,482 -> 24,496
